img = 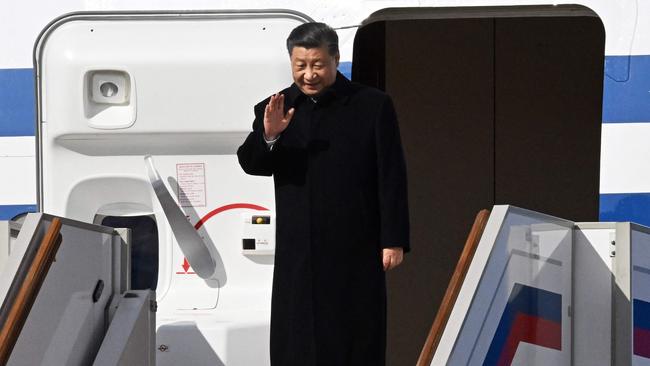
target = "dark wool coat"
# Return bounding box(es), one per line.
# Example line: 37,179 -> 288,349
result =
237,72 -> 410,366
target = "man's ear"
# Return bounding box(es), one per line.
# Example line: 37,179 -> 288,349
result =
335,53 -> 340,67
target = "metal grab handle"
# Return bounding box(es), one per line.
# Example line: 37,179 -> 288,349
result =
144,155 -> 216,279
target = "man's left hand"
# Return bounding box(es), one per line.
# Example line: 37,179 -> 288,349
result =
382,247 -> 404,271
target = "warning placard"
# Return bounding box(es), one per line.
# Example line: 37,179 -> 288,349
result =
176,163 -> 206,207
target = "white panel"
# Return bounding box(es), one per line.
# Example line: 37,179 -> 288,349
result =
0,137 -> 36,206
631,0 -> 650,55
0,156 -> 36,204
41,17 -> 297,139
573,225 -> 615,365
0,214 -> 43,307
0,221 -> 7,273
156,308 -> 272,366
601,123 -> 650,194
0,136 -> 34,156
0,0 -> 85,68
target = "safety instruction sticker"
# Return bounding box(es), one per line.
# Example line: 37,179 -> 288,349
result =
176,163 -> 206,207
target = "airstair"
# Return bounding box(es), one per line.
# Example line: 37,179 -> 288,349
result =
418,206 -> 650,365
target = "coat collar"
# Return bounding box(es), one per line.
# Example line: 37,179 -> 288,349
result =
286,71 -> 353,106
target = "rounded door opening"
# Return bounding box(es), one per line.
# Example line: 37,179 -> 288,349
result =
352,6 -> 605,365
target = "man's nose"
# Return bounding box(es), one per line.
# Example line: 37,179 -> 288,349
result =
305,68 -> 317,80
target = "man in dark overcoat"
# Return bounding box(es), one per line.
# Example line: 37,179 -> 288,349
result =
237,22 -> 410,366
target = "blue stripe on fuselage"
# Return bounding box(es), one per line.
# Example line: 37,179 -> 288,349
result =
0,68 -> 35,136
603,55 -> 650,123
2,55 -> 650,136
600,193 -> 650,226
0,204 -> 37,220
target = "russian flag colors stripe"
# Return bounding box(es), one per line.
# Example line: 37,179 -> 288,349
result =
483,283 -> 562,366
634,298 -> 650,359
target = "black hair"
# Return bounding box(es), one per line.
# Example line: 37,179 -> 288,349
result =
286,22 -> 339,57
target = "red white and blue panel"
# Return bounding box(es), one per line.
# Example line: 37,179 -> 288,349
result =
444,209 -> 572,365
632,227 -> 650,365
634,298 -> 650,360
483,283 -> 562,366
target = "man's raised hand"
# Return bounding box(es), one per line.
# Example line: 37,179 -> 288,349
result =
264,93 -> 295,140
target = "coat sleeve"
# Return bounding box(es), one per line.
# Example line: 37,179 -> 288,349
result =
375,95 -> 411,253
237,102 -> 274,176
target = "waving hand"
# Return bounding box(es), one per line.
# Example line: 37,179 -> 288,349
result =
264,93 -> 295,140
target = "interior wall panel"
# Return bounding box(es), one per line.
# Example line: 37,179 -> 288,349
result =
494,17 -> 604,221
383,19 -> 495,366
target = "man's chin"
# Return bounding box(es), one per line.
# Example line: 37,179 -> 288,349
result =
299,86 -> 322,96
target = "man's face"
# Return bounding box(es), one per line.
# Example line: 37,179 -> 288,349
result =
290,45 -> 340,96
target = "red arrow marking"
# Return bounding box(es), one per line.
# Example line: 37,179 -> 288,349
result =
182,258 -> 191,273
176,257 -> 195,274
176,203 -> 269,275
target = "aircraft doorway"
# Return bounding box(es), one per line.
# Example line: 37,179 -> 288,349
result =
352,6 -> 605,365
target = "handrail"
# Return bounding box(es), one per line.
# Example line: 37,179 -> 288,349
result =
0,218 -> 62,365
145,155 -> 216,279
416,209 -> 491,366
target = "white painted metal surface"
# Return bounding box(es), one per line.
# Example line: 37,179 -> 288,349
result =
601,123 -> 650,193
0,213 -> 47,307
0,137 -> 36,206
572,223 -> 615,365
94,290 -> 156,366
0,221 -> 8,273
